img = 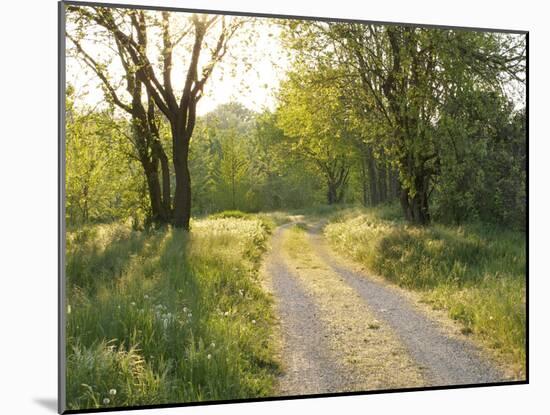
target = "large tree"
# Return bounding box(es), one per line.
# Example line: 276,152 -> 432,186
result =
67,16 -> 171,223
283,22 -> 526,224
68,5 -> 245,229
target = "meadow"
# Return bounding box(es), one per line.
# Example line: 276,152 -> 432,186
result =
324,205 -> 526,377
65,215 -> 279,410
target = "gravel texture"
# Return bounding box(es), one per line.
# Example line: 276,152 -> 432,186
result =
263,220 -> 506,398
265,225 -> 360,396
309,229 -> 506,386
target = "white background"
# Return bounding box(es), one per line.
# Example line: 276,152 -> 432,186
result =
0,0 -> 546,414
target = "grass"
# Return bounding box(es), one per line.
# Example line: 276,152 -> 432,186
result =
66,215 -> 279,410
324,204 -> 526,378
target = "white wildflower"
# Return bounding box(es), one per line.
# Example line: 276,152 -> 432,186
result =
67,305 -> 71,314
130,302 -> 136,306
103,398 -> 110,405
109,389 -> 117,396
207,354 -> 212,360
211,342 -> 216,348
224,311 -> 229,317
252,319 -> 256,324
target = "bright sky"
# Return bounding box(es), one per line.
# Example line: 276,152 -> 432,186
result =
66,8 -> 525,117
66,9 -> 290,116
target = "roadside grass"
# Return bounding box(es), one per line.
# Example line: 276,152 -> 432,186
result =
66,216 -> 279,410
324,205 -> 526,378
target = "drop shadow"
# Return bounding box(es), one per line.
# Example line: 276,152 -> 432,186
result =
34,398 -> 57,412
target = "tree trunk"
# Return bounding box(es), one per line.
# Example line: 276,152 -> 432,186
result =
399,175 -> 431,225
391,169 -> 400,199
144,164 -> 164,222
172,125 -> 192,230
378,161 -> 387,203
327,182 -> 337,205
366,148 -> 378,205
152,140 -> 171,222
360,156 -> 369,206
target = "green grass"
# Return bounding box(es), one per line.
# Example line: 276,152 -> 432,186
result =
66,216 -> 279,410
324,205 -> 526,378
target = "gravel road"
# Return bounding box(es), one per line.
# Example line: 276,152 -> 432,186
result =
308,229 -> 506,386
265,225 -> 365,395
264,221 -> 506,396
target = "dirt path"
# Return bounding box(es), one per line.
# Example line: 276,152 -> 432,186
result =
262,220 -> 507,396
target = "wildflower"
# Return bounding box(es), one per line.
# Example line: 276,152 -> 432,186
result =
211,342 -> 216,348
207,354 -> 212,360
224,311 -> 229,317
144,294 -> 149,299
183,307 -> 188,313
131,302 -> 136,306
103,398 -> 110,405
252,319 -> 256,324
109,389 -> 117,396
67,305 -> 71,314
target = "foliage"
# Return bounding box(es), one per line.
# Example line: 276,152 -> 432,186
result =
66,96 -> 148,227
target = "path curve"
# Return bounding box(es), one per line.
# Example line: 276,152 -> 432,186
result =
308,227 -> 506,386
263,220 -> 506,396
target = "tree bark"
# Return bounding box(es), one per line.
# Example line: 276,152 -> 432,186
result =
152,140 -> 171,221
366,148 -> 379,205
399,175 -> 431,225
378,161 -> 387,203
172,125 -> 192,230
143,162 -> 164,222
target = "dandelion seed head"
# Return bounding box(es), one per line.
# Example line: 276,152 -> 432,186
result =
109,389 -> 117,396
103,398 -> 110,405
252,319 -> 256,324
207,354 -> 212,360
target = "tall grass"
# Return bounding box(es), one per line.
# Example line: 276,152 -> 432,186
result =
66,216 -> 278,410
324,206 -> 526,377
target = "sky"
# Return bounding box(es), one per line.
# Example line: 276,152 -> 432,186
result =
66,9 -> 291,116
66,8 -> 526,117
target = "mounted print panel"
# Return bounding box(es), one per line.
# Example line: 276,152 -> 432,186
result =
59,1 -> 527,413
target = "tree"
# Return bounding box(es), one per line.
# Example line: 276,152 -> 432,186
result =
217,128 -> 250,209
67,9 -> 172,224
282,22 -> 525,224
276,71 -> 354,204
69,5 -> 245,229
